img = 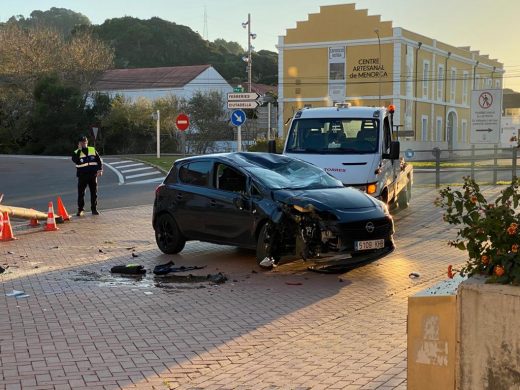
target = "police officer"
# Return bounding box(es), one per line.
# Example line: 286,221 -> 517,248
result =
72,135 -> 103,216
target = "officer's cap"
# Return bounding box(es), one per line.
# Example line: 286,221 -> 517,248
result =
78,135 -> 88,142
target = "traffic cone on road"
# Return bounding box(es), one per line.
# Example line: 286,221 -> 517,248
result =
1,211 -> 16,241
56,196 -> 71,222
28,209 -> 40,227
44,202 -> 59,232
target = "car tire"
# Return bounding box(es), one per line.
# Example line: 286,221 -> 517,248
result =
256,223 -> 280,270
155,214 -> 186,254
398,180 -> 412,209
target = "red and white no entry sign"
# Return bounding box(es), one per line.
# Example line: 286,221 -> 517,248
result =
175,113 -> 190,131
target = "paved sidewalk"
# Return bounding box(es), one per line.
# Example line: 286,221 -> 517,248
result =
0,186 -> 502,389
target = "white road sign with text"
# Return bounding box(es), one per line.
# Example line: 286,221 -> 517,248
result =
470,89 -> 502,144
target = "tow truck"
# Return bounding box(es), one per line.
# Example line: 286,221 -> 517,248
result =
283,103 -> 413,209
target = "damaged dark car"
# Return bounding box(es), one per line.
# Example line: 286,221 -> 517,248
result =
153,152 -> 394,269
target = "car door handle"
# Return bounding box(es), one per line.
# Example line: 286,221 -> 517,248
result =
210,199 -> 217,207
176,193 -> 183,200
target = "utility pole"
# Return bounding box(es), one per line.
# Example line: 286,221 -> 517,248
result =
243,14 -> 256,92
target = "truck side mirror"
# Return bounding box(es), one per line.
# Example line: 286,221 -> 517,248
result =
383,141 -> 400,160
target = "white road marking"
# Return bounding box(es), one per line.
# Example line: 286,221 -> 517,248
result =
121,167 -> 155,174
125,171 -> 163,179
117,163 -> 144,169
103,163 -> 124,185
108,160 -> 133,165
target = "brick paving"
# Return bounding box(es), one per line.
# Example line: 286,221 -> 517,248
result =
0,186 -> 503,389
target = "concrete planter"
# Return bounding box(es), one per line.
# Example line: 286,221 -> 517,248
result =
458,277 -> 520,390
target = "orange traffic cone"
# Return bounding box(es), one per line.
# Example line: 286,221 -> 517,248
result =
1,211 -> 16,241
28,209 -> 40,227
56,196 -> 71,221
44,202 -> 59,231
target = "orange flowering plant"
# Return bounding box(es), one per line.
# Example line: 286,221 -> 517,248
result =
435,176 -> 520,284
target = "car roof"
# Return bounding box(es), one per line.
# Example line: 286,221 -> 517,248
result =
295,106 -> 384,119
175,152 -> 295,169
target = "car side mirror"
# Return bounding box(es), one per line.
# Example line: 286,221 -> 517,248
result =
383,141 -> 400,160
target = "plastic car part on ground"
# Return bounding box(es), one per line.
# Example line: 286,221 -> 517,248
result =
153,261 -> 206,275
110,264 -> 146,275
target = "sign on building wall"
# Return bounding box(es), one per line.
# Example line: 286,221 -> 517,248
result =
470,89 -> 502,144
328,46 -> 346,101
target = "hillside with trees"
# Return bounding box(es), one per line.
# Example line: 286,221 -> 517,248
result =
0,8 -> 277,154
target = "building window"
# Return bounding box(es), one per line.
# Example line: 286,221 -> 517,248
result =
475,75 -> 481,90
329,63 -> 345,80
450,68 -> 457,103
436,117 -> 443,142
461,120 -> 467,143
495,79 -> 501,89
486,78 -> 492,88
421,115 -> 429,141
423,60 -> 430,99
462,71 -> 469,105
437,64 -> 444,101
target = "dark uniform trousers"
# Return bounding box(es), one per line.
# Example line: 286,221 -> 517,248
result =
78,173 -> 98,211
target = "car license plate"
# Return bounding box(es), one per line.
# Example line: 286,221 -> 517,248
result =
354,239 -> 385,251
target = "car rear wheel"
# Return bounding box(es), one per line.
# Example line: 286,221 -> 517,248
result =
155,214 -> 186,254
256,223 -> 280,269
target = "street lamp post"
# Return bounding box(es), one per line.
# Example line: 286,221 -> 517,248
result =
242,14 -> 256,93
374,29 -> 382,107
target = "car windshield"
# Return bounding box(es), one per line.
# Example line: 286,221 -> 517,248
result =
244,158 -> 343,190
285,118 -> 379,154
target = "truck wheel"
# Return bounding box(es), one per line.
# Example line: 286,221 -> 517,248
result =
398,181 -> 412,209
155,214 -> 186,254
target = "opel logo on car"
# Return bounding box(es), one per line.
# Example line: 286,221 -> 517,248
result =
365,222 -> 375,233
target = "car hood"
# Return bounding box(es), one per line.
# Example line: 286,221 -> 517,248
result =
272,187 -> 378,211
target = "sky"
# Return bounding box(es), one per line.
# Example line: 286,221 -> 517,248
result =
2,0 -> 520,90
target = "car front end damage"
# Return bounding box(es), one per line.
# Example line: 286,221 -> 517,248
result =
258,196 -> 394,269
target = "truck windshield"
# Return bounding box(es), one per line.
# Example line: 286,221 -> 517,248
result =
285,118 -> 380,154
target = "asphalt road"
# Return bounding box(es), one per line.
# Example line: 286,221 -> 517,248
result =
0,155 -> 162,213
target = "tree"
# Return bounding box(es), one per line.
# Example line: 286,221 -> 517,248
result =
8,7 -> 91,37
28,75 -> 87,155
213,39 -> 244,55
0,23 -> 114,152
185,91 -> 232,154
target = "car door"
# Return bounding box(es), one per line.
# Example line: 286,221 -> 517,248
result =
175,159 -> 214,240
203,162 -> 257,246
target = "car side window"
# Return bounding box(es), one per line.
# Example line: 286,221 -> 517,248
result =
215,164 -> 247,193
178,161 -> 212,186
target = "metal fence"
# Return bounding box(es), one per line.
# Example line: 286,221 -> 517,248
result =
407,145 -> 519,188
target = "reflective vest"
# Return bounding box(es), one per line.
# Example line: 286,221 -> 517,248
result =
75,146 -> 100,171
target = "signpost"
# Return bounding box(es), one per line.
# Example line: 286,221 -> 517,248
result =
470,89 -> 502,144
227,92 -> 261,110
175,113 -> 189,156
230,109 -> 247,152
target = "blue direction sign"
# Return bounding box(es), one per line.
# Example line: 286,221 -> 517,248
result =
405,149 -> 415,159
231,109 -> 247,127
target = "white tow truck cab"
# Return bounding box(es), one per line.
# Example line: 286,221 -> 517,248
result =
282,103 -> 413,208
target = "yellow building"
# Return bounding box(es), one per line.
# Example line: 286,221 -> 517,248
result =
277,3 -> 504,150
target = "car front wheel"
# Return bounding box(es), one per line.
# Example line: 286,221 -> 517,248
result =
155,214 -> 186,254
256,223 -> 280,269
